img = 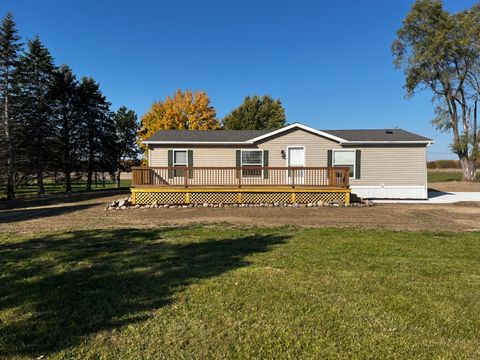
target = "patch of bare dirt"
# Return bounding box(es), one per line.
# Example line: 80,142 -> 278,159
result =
1,191 -> 479,235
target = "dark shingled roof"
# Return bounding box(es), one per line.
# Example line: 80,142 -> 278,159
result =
322,129 -> 432,142
144,126 -> 432,143
144,129 -> 273,142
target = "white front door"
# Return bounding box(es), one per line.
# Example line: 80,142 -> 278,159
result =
287,147 -> 305,184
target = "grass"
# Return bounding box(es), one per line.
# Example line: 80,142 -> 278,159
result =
0,179 -> 131,199
1,225 -> 479,359
428,170 -> 480,183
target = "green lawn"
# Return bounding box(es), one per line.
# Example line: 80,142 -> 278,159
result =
428,171 -> 463,182
0,179 -> 131,199
1,225 -> 479,359
427,170 -> 480,182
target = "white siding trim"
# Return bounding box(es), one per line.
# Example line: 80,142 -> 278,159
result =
350,185 -> 428,200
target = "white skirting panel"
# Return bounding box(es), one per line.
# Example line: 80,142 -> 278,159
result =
350,185 -> 428,200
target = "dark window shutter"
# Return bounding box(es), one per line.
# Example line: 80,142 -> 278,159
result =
355,150 -> 361,179
327,150 -> 333,167
167,150 -> 174,179
236,150 -> 241,178
263,150 -> 269,179
188,150 -> 193,178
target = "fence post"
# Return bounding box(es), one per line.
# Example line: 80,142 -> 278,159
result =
184,167 -> 188,188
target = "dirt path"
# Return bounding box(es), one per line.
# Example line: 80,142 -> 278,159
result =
1,191 -> 479,235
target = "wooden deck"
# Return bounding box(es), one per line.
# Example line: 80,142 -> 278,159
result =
131,166 -> 351,205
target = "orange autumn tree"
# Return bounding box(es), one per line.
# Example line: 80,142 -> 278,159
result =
138,89 -> 220,158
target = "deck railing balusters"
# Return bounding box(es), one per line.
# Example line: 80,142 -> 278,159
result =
131,166 -> 349,189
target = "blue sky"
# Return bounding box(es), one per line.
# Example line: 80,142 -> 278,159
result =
1,0 -> 477,159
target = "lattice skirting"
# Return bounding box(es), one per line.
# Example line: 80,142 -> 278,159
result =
296,192 -> 347,203
132,190 -> 350,205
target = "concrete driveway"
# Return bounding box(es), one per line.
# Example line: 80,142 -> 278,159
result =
374,191 -> 480,204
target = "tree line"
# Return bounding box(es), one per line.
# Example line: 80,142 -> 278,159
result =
138,90 -> 287,156
0,13 -> 139,199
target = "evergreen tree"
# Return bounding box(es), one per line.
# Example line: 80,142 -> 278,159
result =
223,95 -> 286,130
113,106 -> 139,187
0,12 -> 22,199
78,77 -> 116,190
15,37 -> 55,194
50,65 -> 81,192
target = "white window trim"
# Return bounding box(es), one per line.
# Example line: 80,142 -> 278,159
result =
239,149 -> 264,177
332,149 -> 356,179
240,149 -> 264,167
172,149 -> 189,167
171,149 -> 189,178
285,145 -> 306,167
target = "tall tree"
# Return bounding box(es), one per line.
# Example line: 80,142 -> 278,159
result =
0,12 -> 22,199
50,65 -> 81,192
139,89 -> 220,154
393,0 -> 480,181
15,37 -> 55,194
222,95 -> 286,130
78,77 -> 116,191
113,106 -> 140,187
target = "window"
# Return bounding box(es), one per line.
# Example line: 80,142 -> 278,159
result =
333,150 -> 355,178
173,150 -> 188,177
241,150 -> 263,177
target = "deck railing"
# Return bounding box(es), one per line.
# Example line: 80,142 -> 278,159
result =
131,166 -> 350,188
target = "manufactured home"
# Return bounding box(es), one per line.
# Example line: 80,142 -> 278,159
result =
131,123 -> 432,205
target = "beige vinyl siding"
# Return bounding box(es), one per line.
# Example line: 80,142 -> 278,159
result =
147,128 -> 427,187
347,145 -> 427,186
149,128 -> 340,167
149,145 -> 248,167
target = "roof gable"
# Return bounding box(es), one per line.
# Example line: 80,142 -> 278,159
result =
248,123 -> 347,143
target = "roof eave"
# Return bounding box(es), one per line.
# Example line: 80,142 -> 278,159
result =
340,140 -> 434,145
142,140 -> 253,145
